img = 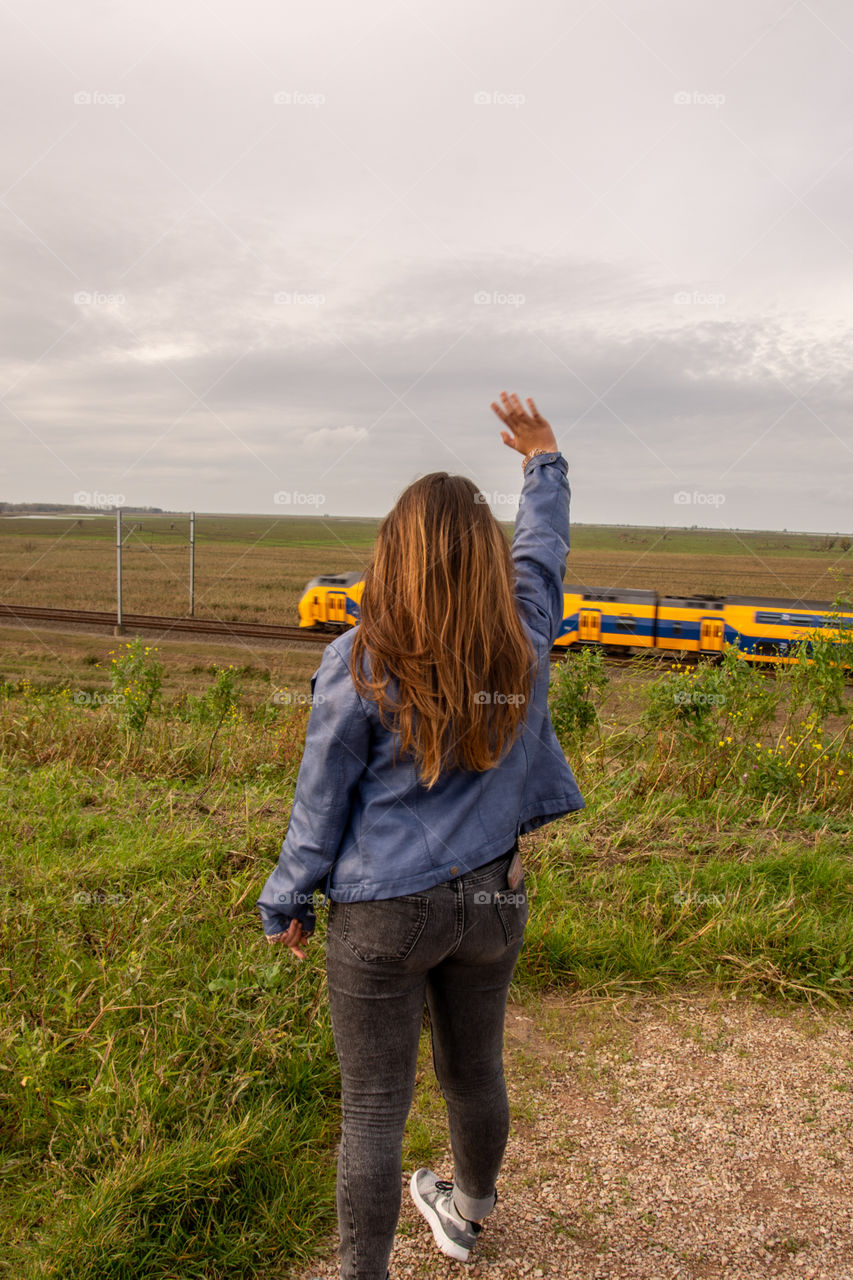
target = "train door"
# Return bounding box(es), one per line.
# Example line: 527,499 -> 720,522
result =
699,616 -> 724,652
326,591 -> 348,625
579,608 -> 602,644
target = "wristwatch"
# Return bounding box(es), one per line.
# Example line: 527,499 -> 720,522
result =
522,447 -> 556,472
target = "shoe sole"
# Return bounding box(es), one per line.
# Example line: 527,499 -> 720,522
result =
409,1170 -> 471,1263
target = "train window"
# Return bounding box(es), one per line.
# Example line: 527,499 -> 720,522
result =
614,614 -> 636,632
671,621 -> 682,636
753,610 -> 841,629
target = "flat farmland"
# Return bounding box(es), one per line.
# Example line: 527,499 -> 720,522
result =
1,513 -> 851,623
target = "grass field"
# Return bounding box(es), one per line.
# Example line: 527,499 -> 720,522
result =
2,508 -> 852,1278
2,513 -> 852,624
1,629 -> 852,1277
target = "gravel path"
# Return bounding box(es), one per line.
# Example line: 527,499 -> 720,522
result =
291,991 -> 853,1280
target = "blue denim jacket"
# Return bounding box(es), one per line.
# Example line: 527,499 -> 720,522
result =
256,453 -> 585,936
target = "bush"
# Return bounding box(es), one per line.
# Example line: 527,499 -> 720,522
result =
108,638 -> 164,733
643,644 -> 779,747
181,664 -> 242,727
548,646 -> 610,750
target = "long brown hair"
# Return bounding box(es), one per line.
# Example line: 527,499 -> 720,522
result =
350,472 -> 535,788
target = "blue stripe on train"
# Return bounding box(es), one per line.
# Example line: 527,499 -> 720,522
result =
556,613 -> 657,641
555,614 -> 845,654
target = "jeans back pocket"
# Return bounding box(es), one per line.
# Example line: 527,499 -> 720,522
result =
333,895 -> 430,963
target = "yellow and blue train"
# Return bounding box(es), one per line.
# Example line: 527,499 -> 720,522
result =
298,574 -> 853,665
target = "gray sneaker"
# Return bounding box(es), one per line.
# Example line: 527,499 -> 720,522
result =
410,1168 -> 488,1262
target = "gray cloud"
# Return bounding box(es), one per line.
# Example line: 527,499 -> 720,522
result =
1,0 -> 852,534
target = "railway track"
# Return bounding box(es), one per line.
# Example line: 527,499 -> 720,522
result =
0,603 -> 318,645
0,601 -> 695,671
12,603 -> 846,680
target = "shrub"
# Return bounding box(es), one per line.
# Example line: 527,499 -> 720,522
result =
548,646 -> 610,749
108,638 -> 164,733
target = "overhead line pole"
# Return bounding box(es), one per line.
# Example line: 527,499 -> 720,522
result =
189,512 -> 195,617
115,507 -> 124,635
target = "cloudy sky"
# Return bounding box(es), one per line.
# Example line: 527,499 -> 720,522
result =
1,0 -> 852,531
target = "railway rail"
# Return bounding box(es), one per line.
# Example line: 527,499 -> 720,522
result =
0,602 -> 317,644
0,601 -> 712,672
4,602 -> 849,679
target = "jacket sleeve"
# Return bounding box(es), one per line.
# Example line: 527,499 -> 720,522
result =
511,452 -> 571,651
255,644 -> 371,936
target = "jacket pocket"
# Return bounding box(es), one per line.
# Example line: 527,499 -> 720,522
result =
494,882 -> 529,946
334,895 -> 430,963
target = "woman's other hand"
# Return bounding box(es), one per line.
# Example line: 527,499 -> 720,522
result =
265,917 -> 311,961
490,391 -> 558,457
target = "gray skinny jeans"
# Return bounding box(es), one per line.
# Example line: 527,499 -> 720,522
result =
324,844 -> 528,1280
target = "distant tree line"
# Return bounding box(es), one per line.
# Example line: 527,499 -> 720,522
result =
0,502 -> 167,514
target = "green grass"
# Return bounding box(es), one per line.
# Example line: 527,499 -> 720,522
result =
567,523 -> 853,558
0,513 -> 382,547
2,512 -> 848,557
1,763 -> 340,1279
519,799 -> 853,1001
1,647 -> 852,1276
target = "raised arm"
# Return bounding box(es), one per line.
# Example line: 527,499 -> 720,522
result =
490,391 -> 570,651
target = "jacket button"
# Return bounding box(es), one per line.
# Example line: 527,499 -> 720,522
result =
449,866 -> 459,875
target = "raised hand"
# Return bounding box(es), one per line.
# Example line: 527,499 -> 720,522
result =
490,391 -> 558,457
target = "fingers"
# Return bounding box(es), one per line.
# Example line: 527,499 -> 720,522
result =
264,919 -> 310,958
490,398 -> 509,424
492,390 -> 533,424
527,396 -> 543,423
498,390 -> 516,414
288,921 -> 308,960
494,389 -> 514,419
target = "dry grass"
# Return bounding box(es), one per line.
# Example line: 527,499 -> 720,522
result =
566,549 -> 852,602
0,623 -> 324,701
1,515 -> 851,622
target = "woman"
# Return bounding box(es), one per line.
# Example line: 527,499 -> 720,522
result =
257,391 -> 585,1280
